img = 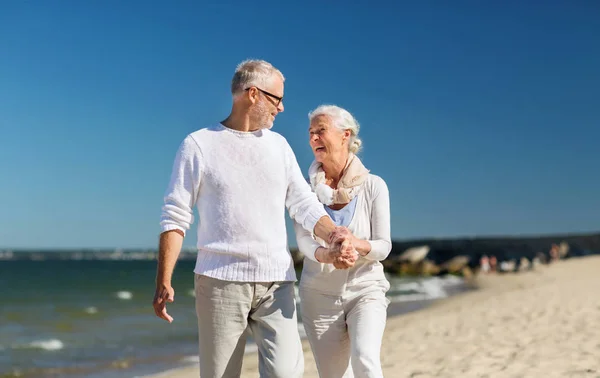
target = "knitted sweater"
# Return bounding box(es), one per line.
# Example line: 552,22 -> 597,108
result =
160,124 -> 328,282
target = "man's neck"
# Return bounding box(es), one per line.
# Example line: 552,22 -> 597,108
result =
221,113 -> 259,132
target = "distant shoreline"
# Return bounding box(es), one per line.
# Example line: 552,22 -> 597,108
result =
1,229 -> 598,253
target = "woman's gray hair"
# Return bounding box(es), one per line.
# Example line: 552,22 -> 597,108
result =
308,105 -> 363,154
231,59 -> 285,95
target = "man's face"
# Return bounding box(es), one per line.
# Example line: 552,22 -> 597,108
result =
248,74 -> 285,130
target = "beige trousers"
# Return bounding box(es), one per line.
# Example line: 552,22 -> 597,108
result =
299,280 -> 390,378
194,274 -> 304,378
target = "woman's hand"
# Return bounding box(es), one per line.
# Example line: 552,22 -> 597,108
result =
316,240 -> 358,269
329,226 -> 372,257
333,240 -> 358,269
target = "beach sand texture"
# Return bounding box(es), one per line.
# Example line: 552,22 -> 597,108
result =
148,256 -> 600,378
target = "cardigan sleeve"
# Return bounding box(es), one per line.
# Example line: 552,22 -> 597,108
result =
363,176 -> 392,261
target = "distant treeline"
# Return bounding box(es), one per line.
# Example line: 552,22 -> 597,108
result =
388,231 -> 600,264
391,232 -> 600,253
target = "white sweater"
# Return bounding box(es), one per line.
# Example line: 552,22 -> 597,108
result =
160,124 -> 328,282
294,174 -> 392,295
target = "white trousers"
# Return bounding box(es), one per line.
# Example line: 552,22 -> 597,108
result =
194,274 -> 304,378
299,280 -> 390,378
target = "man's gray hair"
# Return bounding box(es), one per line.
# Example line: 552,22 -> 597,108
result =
308,105 -> 363,154
231,59 -> 285,95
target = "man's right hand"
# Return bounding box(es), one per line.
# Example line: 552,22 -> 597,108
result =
153,283 -> 175,323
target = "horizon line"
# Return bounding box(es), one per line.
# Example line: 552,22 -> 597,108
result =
2,230 -> 598,251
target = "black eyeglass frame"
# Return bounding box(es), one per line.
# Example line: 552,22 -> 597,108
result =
245,87 -> 283,106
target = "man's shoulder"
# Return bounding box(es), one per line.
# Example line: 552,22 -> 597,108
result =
263,130 -> 295,159
263,128 -> 289,144
182,124 -> 223,146
188,124 -> 221,138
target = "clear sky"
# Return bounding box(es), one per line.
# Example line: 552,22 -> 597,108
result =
1,1 -> 599,249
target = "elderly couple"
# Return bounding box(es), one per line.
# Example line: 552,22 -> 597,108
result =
153,59 -> 391,378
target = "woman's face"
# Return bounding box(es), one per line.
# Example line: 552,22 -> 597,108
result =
309,115 -> 350,163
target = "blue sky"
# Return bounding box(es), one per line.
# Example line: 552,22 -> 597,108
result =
1,1 -> 599,249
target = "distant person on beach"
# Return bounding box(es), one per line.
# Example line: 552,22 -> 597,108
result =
294,105 -> 392,378
152,60 -> 358,378
489,255 -> 498,272
480,255 -> 490,273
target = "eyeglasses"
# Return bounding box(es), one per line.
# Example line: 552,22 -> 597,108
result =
245,87 -> 283,106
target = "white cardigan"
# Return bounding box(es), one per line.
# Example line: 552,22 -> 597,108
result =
294,174 -> 392,295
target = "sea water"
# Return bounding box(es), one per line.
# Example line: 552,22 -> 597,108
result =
0,256 -> 467,377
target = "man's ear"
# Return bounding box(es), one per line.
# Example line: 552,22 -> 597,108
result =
247,87 -> 259,104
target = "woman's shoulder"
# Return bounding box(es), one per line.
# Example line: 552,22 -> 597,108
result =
362,173 -> 389,198
365,173 -> 388,189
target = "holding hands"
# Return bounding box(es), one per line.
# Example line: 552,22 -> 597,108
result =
329,226 -> 356,247
315,226 -> 359,269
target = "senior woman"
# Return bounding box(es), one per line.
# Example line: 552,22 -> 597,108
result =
294,105 -> 392,378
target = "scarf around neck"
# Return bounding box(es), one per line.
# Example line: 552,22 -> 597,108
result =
308,153 -> 370,206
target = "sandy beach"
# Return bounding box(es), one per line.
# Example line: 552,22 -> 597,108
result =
148,256 -> 600,378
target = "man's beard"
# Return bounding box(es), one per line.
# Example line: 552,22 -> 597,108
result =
250,101 -> 274,130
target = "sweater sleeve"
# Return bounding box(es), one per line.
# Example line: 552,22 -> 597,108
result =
159,135 -> 203,235
293,220 -> 322,262
364,176 -> 392,261
283,141 -> 328,233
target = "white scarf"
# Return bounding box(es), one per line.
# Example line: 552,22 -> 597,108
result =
308,153 -> 370,206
